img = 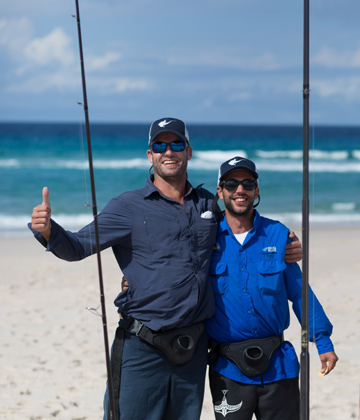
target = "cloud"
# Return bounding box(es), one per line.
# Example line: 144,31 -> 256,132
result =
3,22 -> 135,94
313,47 -> 360,69
23,27 -> 73,69
168,50 -> 279,71
88,76 -> 153,94
86,52 -> 122,71
0,17 -> 33,56
312,76 -> 360,100
7,71 -> 77,93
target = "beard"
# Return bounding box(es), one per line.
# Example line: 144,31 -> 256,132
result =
223,193 -> 255,217
151,152 -> 189,181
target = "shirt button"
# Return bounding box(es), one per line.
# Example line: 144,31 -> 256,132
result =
248,310 -> 251,314
241,268 -> 244,272
243,288 -> 246,292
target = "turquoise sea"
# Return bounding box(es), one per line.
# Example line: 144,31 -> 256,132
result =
1,122 -> 359,237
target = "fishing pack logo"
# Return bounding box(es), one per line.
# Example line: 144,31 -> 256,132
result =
214,390 -> 243,417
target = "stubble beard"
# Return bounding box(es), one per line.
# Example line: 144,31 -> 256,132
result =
224,195 -> 254,218
152,152 -> 188,181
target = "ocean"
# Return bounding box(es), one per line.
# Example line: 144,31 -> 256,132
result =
1,122 -> 359,237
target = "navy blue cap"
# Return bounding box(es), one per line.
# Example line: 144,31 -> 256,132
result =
218,156 -> 258,185
148,118 -> 190,146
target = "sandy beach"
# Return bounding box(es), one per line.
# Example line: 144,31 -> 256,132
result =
1,227 -> 359,420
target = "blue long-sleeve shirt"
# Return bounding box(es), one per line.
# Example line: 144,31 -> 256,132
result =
205,211 -> 334,384
29,177 -> 218,331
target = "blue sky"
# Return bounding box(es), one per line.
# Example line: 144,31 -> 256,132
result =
1,0 -> 359,125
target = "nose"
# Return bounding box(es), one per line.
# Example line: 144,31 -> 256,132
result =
163,143 -> 177,155
235,183 -> 246,193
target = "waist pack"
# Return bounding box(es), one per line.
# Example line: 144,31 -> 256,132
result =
211,334 -> 283,377
121,316 -> 205,365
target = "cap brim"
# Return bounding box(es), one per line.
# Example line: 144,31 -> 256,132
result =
149,130 -> 189,146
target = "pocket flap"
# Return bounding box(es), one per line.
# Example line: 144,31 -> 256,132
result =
257,260 -> 286,274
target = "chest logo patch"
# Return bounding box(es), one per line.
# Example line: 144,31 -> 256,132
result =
262,246 -> 277,253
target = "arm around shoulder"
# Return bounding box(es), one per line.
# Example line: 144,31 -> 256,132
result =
285,230 -> 302,263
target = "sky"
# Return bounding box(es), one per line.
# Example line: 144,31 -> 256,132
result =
1,0 -> 359,125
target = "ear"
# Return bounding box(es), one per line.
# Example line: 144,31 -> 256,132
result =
187,146 -> 193,161
217,185 -> 223,200
147,149 -> 152,163
255,187 -> 260,200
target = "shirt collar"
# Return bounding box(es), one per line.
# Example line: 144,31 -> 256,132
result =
144,176 -> 194,199
218,209 -> 260,237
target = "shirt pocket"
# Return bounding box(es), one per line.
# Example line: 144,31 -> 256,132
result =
208,253 -> 228,295
257,260 -> 286,295
195,217 -> 218,251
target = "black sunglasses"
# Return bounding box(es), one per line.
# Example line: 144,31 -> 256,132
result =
151,140 -> 186,153
220,179 -> 258,191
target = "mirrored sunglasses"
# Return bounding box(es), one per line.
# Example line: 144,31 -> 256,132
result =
151,140 -> 186,153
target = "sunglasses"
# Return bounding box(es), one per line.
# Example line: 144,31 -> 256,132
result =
151,140 -> 186,153
220,179 -> 258,191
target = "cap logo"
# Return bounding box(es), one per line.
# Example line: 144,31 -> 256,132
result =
228,158 -> 244,166
158,119 -> 174,128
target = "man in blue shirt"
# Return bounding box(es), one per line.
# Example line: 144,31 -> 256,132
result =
30,119 -> 302,420
205,157 -> 338,420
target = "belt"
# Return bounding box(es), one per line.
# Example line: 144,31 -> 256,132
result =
210,334 -> 284,377
121,316 -> 205,366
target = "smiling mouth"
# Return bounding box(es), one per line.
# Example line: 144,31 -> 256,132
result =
234,196 -> 247,203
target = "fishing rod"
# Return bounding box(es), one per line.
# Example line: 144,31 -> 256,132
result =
300,0 -> 310,418
73,1 -> 116,418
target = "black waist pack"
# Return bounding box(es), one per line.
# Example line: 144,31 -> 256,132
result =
122,317 -> 205,365
219,334 -> 283,376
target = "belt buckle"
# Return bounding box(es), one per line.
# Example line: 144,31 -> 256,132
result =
132,319 -> 144,336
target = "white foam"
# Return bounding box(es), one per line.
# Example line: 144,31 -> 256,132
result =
256,150 -> 303,159
332,202 -> 356,212
3,150 -> 360,173
256,150 -> 349,160
352,150 -> 360,160
0,159 -> 20,167
193,150 -> 248,162
3,211 -> 360,238
58,158 -> 150,170
264,212 -> 360,227
0,213 -> 93,232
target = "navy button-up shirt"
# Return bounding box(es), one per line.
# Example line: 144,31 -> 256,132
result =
30,177 -> 218,331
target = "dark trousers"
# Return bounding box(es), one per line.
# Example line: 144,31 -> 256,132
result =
103,330 -> 208,420
210,370 -> 300,420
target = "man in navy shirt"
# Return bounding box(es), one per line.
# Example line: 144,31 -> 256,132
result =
30,119 -> 302,420
206,157 -> 338,420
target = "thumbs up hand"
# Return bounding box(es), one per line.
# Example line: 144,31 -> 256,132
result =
31,186 -> 52,242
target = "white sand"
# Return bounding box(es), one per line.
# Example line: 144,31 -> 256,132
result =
1,227 -> 359,419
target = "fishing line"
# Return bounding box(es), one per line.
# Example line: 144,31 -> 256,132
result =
67,0 -> 100,414
72,1 -> 116,419
300,0 -> 310,418
309,123 -> 320,419
68,0 -> 92,219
